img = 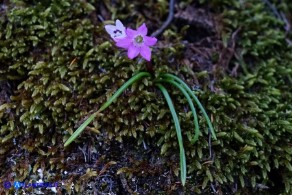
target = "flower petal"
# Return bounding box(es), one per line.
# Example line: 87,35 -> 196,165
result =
144,36 -> 157,46
127,45 -> 140,59
113,37 -> 125,42
104,24 -> 116,34
115,19 -> 125,29
126,28 -> 137,38
116,38 -> 132,49
137,23 -> 148,36
140,46 -> 151,61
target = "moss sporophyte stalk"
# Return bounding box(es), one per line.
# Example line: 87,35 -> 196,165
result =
64,19 -> 217,186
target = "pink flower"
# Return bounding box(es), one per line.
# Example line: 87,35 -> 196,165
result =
115,23 -> 157,61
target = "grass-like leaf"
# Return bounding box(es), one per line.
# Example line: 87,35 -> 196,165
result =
161,73 -> 217,140
155,83 -> 187,186
64,112 -> 99,147
98,72 -> 151,112
64,72 -> 151,147
158,78 -> 200,143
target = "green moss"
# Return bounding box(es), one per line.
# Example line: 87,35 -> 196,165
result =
0,0 -> 292,194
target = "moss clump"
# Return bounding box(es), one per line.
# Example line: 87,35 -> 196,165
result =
0,0 -> 292,194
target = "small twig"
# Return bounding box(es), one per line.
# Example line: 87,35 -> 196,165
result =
208,114 -> 215,161
78,146 -> 87,163
142,140 -> 148,150
208,129 -> 213,160
210,182 -> 217,193
97,15 -> 104,22
119,173 -> 135,194
279,11 -> 292,46
151,0 -> 175,37
230,63 -> 240,77
262,0 -> 292,46
280,11 -> 291,32
262,0 -> 282,21
232,182 -> 238,193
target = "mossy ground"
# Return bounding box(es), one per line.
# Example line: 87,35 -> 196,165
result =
0,0 -> 292,194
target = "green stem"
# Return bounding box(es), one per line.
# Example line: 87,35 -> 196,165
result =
156,83 -> 187,186
161,73 -> 217,140
64,72 -> 151,147
158,79 -> 200,143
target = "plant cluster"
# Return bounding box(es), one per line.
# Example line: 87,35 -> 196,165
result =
0,0 -> 291,194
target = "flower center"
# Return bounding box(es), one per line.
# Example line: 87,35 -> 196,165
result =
135,35 -> 143,44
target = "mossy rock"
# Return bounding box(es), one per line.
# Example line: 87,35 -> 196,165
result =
0,0 -> 291,194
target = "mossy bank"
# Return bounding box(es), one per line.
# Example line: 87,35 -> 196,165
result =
0,0 -> 291,194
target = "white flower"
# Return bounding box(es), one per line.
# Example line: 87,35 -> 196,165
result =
104,19 -> 126,41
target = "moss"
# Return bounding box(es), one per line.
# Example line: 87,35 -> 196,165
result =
0,0 -> 292,194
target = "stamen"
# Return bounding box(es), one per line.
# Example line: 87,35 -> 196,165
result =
135,35 -> 143,43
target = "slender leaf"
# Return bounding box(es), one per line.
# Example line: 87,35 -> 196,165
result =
64,72 -> 151,147
158,79 -> 200,143
156,83 -> 187,186
99,72 -> 151,112
64,112 -> 98,147
161,74 -> 217,139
